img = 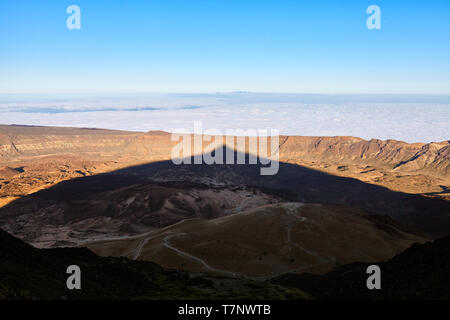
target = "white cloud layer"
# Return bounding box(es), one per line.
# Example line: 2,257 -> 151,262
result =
0,94 -> 448,143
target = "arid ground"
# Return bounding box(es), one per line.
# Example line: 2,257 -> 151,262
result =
1,125 -> 448,282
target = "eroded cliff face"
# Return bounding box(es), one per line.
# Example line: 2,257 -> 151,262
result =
0,125 -> 448,205
0,125 -> 139,158
2,125 -> 447,176
277,136 -> 449,198
279,136 -> 449,178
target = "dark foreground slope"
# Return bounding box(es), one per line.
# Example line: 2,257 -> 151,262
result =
0,229 -> 306,300
272,236 -> 450,300
1,229 -> 449,300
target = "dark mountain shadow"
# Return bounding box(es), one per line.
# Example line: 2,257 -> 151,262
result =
0,145 -> 449,239
271,235 -> 450,300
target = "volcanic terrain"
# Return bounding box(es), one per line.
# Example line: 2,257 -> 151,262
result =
0,124 -> 449,282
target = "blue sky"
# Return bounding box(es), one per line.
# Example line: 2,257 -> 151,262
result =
1,0 -> 449,94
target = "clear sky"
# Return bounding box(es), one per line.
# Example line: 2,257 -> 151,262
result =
1,0 -> 449,94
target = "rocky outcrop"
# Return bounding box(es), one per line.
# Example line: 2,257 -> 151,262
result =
279,136 -> 450,178
0,166 -> 21,179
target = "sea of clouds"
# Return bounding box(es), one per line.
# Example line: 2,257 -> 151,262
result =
0,93 -> 448,143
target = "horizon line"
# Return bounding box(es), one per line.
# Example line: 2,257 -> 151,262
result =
1,92 -> 450,96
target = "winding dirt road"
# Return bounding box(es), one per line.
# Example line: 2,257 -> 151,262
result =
142,202 -> 334,280
282,203 -> 333,273
162,233 -> 239,277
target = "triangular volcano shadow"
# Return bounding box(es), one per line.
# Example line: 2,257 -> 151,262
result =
172,144 -> 279,175
0,145 -> 449,238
